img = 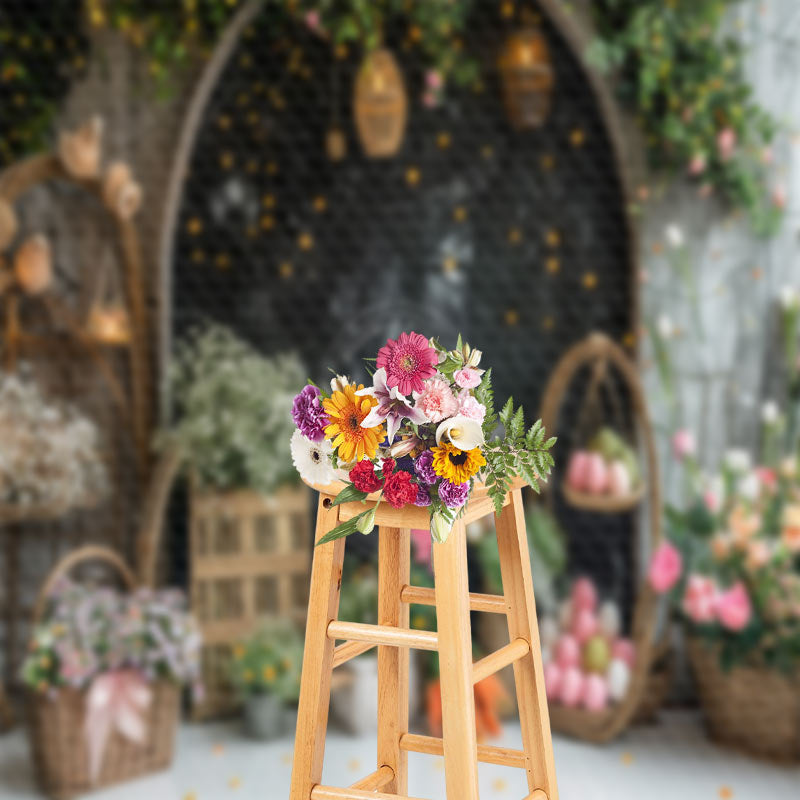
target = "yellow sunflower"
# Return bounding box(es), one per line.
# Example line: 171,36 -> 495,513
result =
431,443 -> 486,484
323,383 -> 384,462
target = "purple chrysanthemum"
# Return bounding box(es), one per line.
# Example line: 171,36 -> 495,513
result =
414,485 -> 432,507
414,450 -> 437,485
291,384 -> 329,442
438,479 -> 469,509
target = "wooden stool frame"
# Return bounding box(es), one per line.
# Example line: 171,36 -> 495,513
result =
290,479 -> 558,800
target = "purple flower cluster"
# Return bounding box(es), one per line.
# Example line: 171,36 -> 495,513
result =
414,485 -> 432,507
438,479 -> 469,508
291,384 -> 329,442
414,450 -> 437,485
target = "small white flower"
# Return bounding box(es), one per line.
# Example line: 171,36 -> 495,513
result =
435,415 -> 485,450
665,224 -> 685,248
290,429 -> 335,485
761,400 -> 780,426
779,286 -> 800,310
656,313 -> 674,339
737,471 -> 760,502
724,448 -> 751,473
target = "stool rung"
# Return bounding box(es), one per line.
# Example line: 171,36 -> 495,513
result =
350,765 -> 394,791
327,620 -> 438,651
332,640 -> 376,668
311,787 -> 426,800
400,585 -> 507,614
399,733 -> 527,769
472,637 -> 530,684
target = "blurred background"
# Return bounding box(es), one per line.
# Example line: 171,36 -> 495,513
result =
1,0 -> 800,798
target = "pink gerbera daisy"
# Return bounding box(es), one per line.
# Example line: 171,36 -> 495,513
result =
376,332 -> 438,395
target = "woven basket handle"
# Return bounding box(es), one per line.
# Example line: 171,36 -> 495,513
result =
32,545 -> 137,626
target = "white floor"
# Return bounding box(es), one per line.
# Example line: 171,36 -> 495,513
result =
2,712 -> 799,800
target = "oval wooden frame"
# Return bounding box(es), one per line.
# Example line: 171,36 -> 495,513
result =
539,331 -> 662,742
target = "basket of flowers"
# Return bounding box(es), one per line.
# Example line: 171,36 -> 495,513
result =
649,437 -> 800,761
23,546 -> 202,798
289,332 -> 556,544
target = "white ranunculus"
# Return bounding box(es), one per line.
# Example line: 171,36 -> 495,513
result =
779,286 -> 800,310
665,223 -> 685,248
290,429 -> 335,485
435,415 -> 485,450
656,313 -> 674,339
761,400 -> 780,425
724,448 -> 751,473
737,471 -> 760,502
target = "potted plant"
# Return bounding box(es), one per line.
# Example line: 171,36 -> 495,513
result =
231,619 -> 304,740
649,422 -> 800,761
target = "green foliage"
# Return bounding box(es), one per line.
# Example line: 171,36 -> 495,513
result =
164,322 -> 305,494
483,397 -> 556,515
589,0 -> 781,235
230,618 -> 304,701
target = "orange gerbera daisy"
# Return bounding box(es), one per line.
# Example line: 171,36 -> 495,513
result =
323,383 -> 384,463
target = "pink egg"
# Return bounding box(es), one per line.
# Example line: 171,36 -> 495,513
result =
559,666 -> 585,707
582,673 -> 609,712
611,638 -> 636,667
572,608 -> 598,643
571,577 -> 598,612
543,661 -> 562,701
566,450 -> 591,492
607,459 -> 632,497
584,452 -> 609,495
555,634 -> 580,669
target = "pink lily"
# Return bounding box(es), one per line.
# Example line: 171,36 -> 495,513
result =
356,368 -> 427,443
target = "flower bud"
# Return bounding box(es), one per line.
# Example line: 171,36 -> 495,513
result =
356,507 -> 377,535
430,512 -> 452,544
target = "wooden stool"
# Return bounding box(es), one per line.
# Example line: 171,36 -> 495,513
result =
290,478 -> 558,800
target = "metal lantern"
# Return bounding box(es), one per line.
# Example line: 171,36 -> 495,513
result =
353,48 -> 408,158
498,28 -> 554,130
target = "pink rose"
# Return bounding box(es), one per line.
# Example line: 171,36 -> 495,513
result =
415,378 -> 458,423
571,577 -> 597,612
421,91 -> 438,109
682,574 -> 718,623
425,69 -> 443,90
671,429 -> 696,460
745,540 -> 770,571
457,391 -> 486,423
717,127 -> 736,161
716,582 -> 752,631
755,466 -> 777,492
304,10 -> 321,30
648,542 -> 682,593
772,185 -> 787,210
687,153 -> 706,175
454,367 -> 482,389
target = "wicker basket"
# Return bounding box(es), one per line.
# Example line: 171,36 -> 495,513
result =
560,482 -> 645,514
26,546 -> 182,798
688,637 -> 800,762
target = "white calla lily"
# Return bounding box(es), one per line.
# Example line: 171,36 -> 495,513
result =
435,415 -> 485,450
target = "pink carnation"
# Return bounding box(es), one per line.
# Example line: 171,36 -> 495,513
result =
415,377 -> 458,423
716,582 -> 752,631
648,542 -> 682,593
457,391 -> 486,423
682,574 -> 718,624
454,367 -> 482,389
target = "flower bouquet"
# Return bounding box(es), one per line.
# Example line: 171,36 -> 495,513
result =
290,332 -> 556,544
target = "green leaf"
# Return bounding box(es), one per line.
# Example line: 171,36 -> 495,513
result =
331,484 -> 369,506
316,509 -> 374,546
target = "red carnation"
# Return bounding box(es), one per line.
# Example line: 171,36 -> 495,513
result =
349,459 -> 384,493
381,458 -> 396,478
383,470 -> 418,509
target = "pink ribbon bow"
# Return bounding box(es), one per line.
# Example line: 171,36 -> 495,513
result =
85,669 -> 152,783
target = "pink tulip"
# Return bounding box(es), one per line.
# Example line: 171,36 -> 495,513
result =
544,661 -> 562,701
671,429 -> 696,460
687,153 -> 706,175
584,452 -> 608,495
648,542 -> 682,593
581,673 -> 609,712
559,666 -> 584,707
716,582 -> 752,631
682,574 -> 718,623
717,127 -> 736,161
611,638 -> 636,668
572,608 -> 598,643
566,450 -> 591,492
571,577 -> 597,612
607,460 -> 632,496
555,634 -> 580,669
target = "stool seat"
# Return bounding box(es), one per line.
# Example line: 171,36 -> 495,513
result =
290,481 -> 558,800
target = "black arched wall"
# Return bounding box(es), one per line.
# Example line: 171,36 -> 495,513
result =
170,1 -> 637,604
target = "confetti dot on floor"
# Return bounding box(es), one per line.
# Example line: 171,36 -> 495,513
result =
212,744 -> 225,756
348,758 -> 361,771
280,752 -> 293,765
620,751 -> 634,765
228,777 -> 241,790
433,758 -> 444,771
183,792 -> 197,800
491,777 -> 508,792
718,787 -> 734,799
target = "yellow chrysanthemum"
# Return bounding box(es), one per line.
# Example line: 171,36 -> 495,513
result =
323,384 -> 384,463
431,443 -> 486,484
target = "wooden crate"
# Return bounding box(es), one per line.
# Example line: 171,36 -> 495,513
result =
189,483 -> 311,719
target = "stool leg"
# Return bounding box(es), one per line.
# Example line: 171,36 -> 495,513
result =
377,526 -> 410,794
495,489 -> 558,800
290,496 -> 346,800
433,520 -> 480,800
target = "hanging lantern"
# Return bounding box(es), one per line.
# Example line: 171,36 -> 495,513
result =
353,48 -> 408,158
85,303 -> 131,346
498,28 -> 554,130
13,234 -> 52,295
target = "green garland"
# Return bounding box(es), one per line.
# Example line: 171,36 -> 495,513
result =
588,0 -> 782,235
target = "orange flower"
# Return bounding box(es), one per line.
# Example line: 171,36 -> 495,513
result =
781,504 -> 800,552
728,506 -> 760,548
710,533 -> 732,561
323,384 -> 383,463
